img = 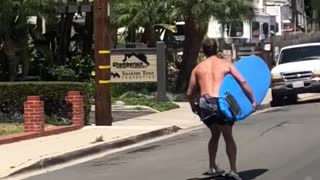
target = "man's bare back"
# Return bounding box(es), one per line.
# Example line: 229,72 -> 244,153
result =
193,56 -> 231,97
187,55 -> 256,111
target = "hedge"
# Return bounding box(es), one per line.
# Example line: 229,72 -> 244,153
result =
0,82 -> 91,125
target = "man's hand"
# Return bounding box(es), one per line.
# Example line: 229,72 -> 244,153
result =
187,69 -> 199,115
252,101 -> 257,111
230,65 -> 258,112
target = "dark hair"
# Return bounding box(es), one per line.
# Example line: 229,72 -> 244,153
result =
202,38 -> 218,57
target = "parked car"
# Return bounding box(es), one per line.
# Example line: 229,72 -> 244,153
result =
270,43 -> 320,106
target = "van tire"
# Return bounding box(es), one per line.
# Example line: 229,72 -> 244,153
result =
271,92 -> 284,107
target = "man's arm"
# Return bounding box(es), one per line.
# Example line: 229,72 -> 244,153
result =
186,69 -> 198,113
229,64 -> 257,109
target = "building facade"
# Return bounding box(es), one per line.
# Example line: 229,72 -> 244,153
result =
207,0 -> 277,42
265,0 -> 307,33
206,0 -> 307,41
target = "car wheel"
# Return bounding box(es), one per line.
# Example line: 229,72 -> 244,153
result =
271,92 -> 284,107
285,94 -> 298,104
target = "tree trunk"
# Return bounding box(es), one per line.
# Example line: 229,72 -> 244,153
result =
175,19 -> 206,93
111,28 -> 118,49
221,22 -> 225,38
0,51 -> 8,81
83,11 -> 94,55
141,29 -> 158,47
57,12 -> 73,65
4,36 -> 19,81
126,27 -> 136,42
21,38 -> 30,80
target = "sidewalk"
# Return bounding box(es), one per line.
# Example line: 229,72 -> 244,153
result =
0,103 -> 201,179
0,90 -> 319,179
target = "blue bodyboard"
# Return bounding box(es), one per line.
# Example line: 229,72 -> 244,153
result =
218,55 -> 271,121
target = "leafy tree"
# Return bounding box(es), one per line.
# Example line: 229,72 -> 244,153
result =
0,0 -> 54,81
107,0 -> 254,92
311,0 -> 320,10
169,0 -> 254,92
215,0 -> 254,37
111,0 -> 174,47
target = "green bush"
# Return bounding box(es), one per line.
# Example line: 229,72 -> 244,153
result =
111,84 -> 157,98
87,81 -> 157,98
0,82 -> 91,125
69,54 -> 95,81
48,65 -> 77,81
118,97 -> 179,112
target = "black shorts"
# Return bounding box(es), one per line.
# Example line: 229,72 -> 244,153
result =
197,95 -> 234,127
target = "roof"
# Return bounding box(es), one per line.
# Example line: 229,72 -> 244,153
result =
281,43 -> 320,50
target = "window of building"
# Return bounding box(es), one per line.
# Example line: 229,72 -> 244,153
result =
263,23 -> 269,38
226,21 -> 243,37
252,21 -> 260,38
270,23 -> 279,33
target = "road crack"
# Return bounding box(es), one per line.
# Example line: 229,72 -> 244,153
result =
260,121 -> 291,136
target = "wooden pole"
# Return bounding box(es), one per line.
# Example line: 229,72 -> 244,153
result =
94,0 -> 112,126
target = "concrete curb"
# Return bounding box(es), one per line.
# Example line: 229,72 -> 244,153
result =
6,126 -> 181,178
257,103 -> 271,111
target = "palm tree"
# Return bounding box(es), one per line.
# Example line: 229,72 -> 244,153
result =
111,0 -> 174,47
215,0 -> 254,38
168,0 -> 254,92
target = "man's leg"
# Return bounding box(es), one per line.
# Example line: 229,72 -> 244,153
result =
208,124 -> 221,170
217,124 -> 237,172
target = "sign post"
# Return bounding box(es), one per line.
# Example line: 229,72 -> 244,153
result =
94,0 -> 112,126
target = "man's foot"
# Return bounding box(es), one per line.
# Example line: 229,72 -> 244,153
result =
226,171 -> 242,180
205,166 -> 225,175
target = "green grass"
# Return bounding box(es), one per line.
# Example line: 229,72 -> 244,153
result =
0,121 -> 60,137
113,97 -> 180,112
0,123 -> 24,136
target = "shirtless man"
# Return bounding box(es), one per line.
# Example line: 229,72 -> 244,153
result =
187,38 -> 256,180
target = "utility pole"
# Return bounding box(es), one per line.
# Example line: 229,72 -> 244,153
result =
93,0 -> 112,126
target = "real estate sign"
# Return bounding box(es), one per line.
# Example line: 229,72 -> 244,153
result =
110,54 -> 157,83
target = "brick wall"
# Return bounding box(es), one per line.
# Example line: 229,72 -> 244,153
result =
24,96 -> 45,133
65,91 -> 85,127
23,91 -> 84,133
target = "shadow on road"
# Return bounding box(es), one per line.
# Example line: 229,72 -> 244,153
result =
270,96 -> 320,108
186,168 -> 268,180
238,169 -> 269,179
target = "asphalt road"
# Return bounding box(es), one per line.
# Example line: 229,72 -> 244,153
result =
24,101 -> 320,180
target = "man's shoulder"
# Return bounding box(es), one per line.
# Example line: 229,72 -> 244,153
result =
213,58 -> 232,68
